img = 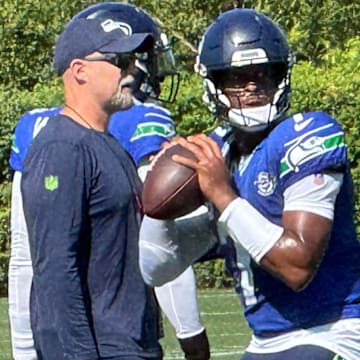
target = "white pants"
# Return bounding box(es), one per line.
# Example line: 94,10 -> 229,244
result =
155,266 -> 205,339
8,172 -> 37,360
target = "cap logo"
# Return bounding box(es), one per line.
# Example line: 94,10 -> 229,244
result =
101,19 -> 132,36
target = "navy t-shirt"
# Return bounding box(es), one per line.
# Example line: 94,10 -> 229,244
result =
21,115 -> 162,359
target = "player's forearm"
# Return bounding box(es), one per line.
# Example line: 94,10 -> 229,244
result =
207,185 -> 238,213
260,211 -> 332,291
139,216 -> 186,286
219,198 -> 331,291
219,197 -> 283,263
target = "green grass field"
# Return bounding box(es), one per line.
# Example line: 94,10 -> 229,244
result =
0,288 -> 251,359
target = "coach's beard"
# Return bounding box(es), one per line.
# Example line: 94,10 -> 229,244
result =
108,74 -> 136,112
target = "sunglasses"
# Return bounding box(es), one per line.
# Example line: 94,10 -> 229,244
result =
83,53 -> 135,70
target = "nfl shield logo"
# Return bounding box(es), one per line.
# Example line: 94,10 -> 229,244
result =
44,175 -> 59,191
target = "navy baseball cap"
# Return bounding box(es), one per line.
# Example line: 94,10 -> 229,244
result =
54,16 -> 154,75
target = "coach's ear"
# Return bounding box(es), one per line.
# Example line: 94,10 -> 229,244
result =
67,58 -> 88,84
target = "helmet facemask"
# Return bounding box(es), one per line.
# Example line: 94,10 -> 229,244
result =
132,33 -> 180,103
201,61 -> 293,133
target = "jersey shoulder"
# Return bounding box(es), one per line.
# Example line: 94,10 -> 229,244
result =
109,103 -> 175,165
131,103 -> 175,143
110,102 -> 172,125
268,111 -> 347,184
142,102 -> 172,116
109,103 -> 174,137
276,111 -> 344,136
10,107 -> 61,171
13,107 -> 61,144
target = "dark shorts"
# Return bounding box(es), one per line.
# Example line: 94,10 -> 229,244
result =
242,345 -> 346,360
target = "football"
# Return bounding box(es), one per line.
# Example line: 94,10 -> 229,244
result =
142,143 -> 205,219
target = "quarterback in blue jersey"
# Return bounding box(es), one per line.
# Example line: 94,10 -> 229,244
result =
139,7 -> 360,360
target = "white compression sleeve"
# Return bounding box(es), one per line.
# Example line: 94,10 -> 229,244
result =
219,198 -> 283,263
138,158 -> 206,338
139,207 -> 217,286
219,173 -> 343,263
139,216 -> 182,286
154,266 -> 204,338
8,171 -> 37,359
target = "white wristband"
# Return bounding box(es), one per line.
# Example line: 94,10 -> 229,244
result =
219,198 -> 283,263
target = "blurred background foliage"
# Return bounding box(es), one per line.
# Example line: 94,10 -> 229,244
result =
0,0 -> 359,293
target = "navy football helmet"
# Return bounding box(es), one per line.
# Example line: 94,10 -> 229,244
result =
195,8 -> 295,132
73,2 -> 179,103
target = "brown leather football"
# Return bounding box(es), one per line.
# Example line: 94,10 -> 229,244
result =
142,143 -> 205,219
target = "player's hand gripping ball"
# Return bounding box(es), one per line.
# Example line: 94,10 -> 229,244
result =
142,143 -> 205,219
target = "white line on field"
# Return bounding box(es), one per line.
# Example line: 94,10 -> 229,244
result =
164,349 -> 245,359
201,311 -> 239,316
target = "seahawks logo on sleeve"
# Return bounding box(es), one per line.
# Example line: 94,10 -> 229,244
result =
273,111 -> 347,189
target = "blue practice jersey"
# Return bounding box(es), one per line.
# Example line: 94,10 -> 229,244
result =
10,103 -> 175,172
109,102 -> 175,165
212,111 -> 360,336
10,107 -> 61,172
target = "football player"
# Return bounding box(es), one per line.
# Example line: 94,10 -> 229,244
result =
139,7 -> 360,360
8,3 -> 210,360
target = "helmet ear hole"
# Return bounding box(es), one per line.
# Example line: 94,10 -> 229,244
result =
210,70 -> 226,87
268,63 -> 288,86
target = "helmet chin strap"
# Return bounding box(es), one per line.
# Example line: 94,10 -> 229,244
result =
218,81 -> 285,131
228,103 -> 277,129
203,77 -> 288,132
